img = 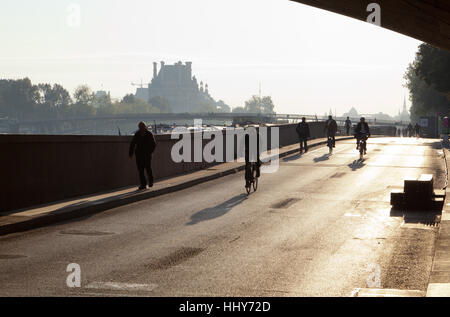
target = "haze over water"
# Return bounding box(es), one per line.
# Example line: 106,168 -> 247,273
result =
0,0 -> 421,116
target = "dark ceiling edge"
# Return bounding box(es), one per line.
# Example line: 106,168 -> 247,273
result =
289,0 -> 450,51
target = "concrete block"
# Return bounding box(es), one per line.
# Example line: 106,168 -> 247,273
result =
404,174 -> 434,200
390,192 -> 405,208
432,197 -> 445,210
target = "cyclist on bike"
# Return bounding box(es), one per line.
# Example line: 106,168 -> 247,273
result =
355,117 -> 371,153
324,115 -> 338,148
244,126 -> 261,189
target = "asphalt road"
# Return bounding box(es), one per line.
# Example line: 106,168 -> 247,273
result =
0,137 -> 446,297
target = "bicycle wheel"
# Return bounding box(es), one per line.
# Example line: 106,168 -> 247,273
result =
359,142 -> 364,159
252,166 -> 258,191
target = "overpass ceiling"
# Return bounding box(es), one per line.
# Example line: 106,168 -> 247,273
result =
291,0 -> 450,51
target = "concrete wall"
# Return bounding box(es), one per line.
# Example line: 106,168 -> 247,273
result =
0,122 -> 326,213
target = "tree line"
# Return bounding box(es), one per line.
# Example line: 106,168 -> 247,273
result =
232,95 -> 275,114
0,78 -> 276,121
0,79 -> 171,121
404,43 -> 450,121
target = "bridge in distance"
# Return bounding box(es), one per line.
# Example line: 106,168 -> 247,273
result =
3,112 -> 405,135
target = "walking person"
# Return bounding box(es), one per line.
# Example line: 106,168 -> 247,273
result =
414,123 -> 420,137
324,115 -> 338,148
345,117 -> 352,136
407,123 -> 413,137
296,117 -> 310,153
129,121 -> 157,190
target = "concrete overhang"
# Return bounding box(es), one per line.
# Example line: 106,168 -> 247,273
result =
290,0 -> 450,51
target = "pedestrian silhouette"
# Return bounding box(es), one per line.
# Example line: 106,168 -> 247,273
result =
296,117 -> 310,153
129,121 -> 157,190
345,117 -> 352,136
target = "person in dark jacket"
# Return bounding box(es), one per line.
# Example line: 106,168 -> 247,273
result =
129,121 -> 157,190
414,123 -> 420,137
407,123 -> 413,137
296,117 -> 310,153
324,115 -> 338,148
355,117 -> 370,152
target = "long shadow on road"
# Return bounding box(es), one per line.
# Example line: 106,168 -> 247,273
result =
313,154 -> 330,163
390,208 -> 442,226
186,194 -> 248,225
283,153 -> 302,162
348,159 -> 366,171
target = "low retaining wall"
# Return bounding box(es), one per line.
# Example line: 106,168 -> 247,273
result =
0,122 -> 326,212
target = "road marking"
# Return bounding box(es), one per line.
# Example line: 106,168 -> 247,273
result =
344,213 -> 361,217
426,283 -> 450,297
352,288 -> 425,297
85,281 -> 158,292
60,230 -> 115,236
443,213 -> 450,221
74,292 -> 139,297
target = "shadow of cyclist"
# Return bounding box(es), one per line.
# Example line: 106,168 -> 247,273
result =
186,194 -> 248,225
348,159 -> 366,171
313,154 -> 330,163
283,153 -> 302,162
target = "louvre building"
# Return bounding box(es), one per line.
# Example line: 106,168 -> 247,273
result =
135,61 -> 229,113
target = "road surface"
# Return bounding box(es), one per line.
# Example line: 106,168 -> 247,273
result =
0,137 -> 446,296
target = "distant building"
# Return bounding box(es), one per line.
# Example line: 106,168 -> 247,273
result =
371,112 -> 393,120
135,88 -> 149,102
94,90 -> 109,99
342,107 -> 359,118
93,90 -> 111,108
135,61 -> 229,113
396,96 -> 410,122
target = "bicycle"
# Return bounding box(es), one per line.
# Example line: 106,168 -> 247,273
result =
245,162 -> 259,195
357,133 -> 369,160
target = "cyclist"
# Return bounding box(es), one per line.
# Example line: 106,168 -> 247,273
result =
355,117 -> 371,154
244,126 -> 261,189
324,115 -> 338,148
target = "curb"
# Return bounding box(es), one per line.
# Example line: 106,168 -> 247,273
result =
0,137 -> 353,236
426,144 -> 450,296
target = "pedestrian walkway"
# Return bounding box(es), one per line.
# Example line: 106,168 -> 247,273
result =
427,146 -> 450,296
0,136 -> 353,236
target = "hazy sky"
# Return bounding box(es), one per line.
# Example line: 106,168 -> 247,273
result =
0,0 -> 421,116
